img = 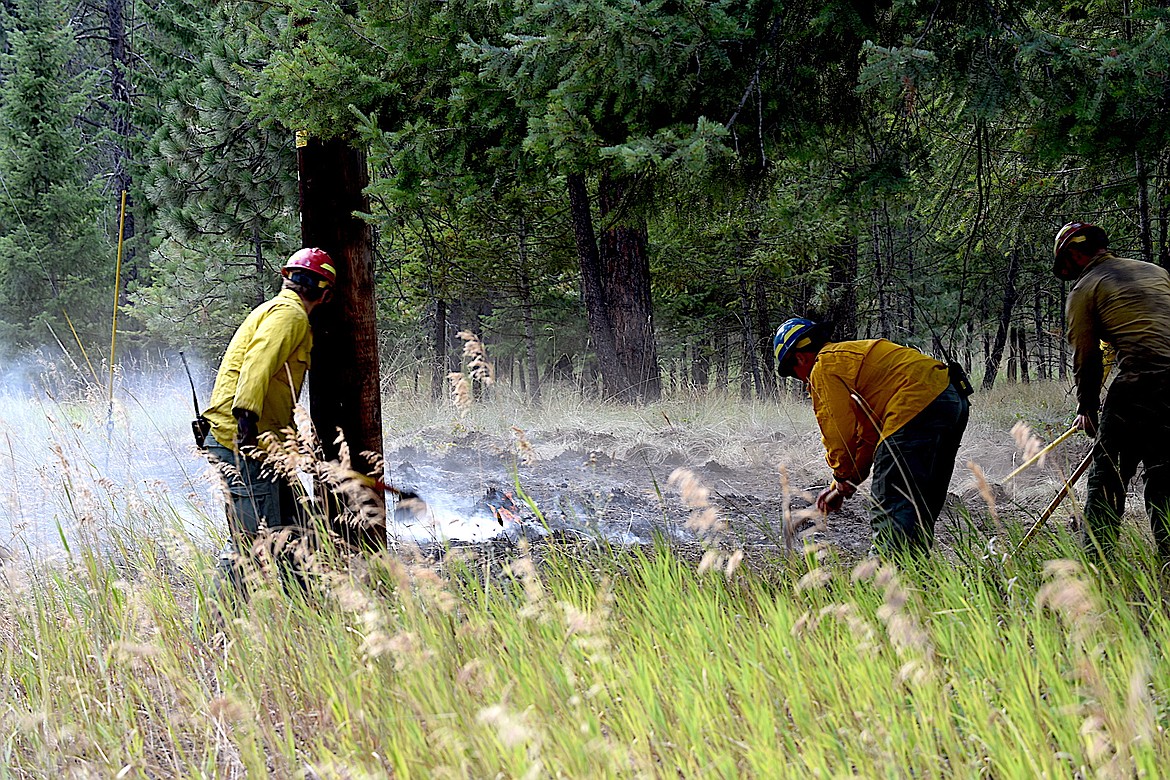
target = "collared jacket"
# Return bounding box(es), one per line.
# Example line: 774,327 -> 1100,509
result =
1066,251 -> 1170,416
808,339 -> 951,486
204,289 -> 313,451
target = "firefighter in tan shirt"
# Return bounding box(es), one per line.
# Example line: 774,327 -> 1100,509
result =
773,318 -> 971,556
1055,222 -> 1170,563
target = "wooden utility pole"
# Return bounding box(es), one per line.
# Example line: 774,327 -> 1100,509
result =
297,134 -> 385,550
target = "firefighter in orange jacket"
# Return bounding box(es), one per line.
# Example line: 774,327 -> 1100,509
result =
774,319 -> 971,555
203,247 -> 335,595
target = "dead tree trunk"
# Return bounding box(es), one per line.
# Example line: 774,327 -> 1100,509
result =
981,247 -> 1021,391
298,135 -> 384,550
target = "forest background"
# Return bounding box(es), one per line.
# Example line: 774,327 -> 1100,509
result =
0,0 -> 1162,402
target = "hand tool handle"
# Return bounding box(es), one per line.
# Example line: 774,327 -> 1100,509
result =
1011,449 -> 1094,557
1003,424 -> 1079,483
179,351 -> 201,417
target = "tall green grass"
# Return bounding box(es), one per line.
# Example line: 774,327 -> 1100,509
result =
2,522 -> 1167,778
1,375 -> 1158,777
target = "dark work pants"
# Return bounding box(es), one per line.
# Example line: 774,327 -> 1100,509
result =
206,440 -> 302,600
870,384 -> 970,556
1082,375 -> 1170,564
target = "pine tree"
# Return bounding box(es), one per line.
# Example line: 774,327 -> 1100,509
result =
134,3 -> 298,352
0,0 -> 108,350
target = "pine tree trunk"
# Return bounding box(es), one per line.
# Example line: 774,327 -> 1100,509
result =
597,172 -> 661,402
739,334 -> 752,400
981,248 -> 1021,391
252,224 -> 266,308
298,136 -> 384,550
1058,280 -> 1069,380
714,332 -> 729,394
873,212 -> 891,339
431,298 -> 447,399
566,173 -> 628,399
1137,149 -> 1154,263
827,236 -> 859,339
107,0 -> 136,280
518,214 -> 540,400
692,337 -> 709,391
739,276 -> 762,398
1018,326 -> 1030,384
1159,153 -> 1170,269
1007,327 -> 1018,383
1033,278 -> 1048,380
753,276 -> 775,397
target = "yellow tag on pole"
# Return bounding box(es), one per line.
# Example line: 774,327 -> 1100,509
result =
295,129 -> 309,149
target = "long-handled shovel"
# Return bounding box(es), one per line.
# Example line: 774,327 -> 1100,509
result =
1002,424 -> 1079,483
1011,449 -> 1094,557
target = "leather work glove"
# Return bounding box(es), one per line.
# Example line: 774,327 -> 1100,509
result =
233,408 -> 260,451
816,480 -> 855,515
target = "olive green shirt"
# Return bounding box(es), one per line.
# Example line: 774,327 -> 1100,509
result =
1066,251 -> 1170,416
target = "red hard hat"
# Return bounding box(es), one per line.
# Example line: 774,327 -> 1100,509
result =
282,247 -> 336,286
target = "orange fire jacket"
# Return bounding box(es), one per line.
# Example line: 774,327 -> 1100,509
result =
808,339 -> 950,486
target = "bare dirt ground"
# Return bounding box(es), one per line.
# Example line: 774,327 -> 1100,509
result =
380,389 -> 1098,561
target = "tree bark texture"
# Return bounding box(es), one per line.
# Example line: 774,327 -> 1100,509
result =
597,172 -> 661,402
298,135 -> 384,550
566,173 -> 628,398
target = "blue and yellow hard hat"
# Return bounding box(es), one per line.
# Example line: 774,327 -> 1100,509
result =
773,317 -> 819,376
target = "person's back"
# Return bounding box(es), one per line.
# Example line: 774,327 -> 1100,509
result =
811,339 -> 950,442
1070,253 -> 1170,378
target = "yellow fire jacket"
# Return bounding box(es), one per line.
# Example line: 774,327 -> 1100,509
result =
204,289 -> 313,451
1066,251 -> 1170,416
808,339 -> 950,486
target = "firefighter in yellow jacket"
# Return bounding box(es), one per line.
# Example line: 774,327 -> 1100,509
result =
774,319 -> 971,555
203,247 -> 336,594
